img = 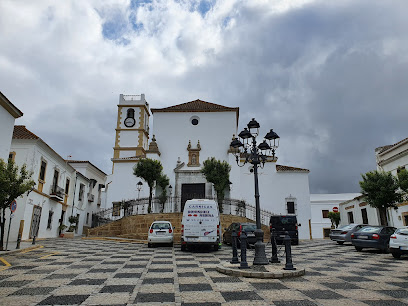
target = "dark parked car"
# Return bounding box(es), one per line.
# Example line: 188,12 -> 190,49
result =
223,222 -> 257,247
270,215 -> 298,245
330,224 -> 367,244
351,226 -> 396,252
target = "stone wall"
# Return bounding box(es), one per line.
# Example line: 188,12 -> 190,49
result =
88,213 -> 271,242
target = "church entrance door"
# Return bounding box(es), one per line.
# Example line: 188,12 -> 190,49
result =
181,183 -> 205,211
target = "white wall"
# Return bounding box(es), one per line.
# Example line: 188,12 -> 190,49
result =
6,139 -> 77,242
0,106 -> 16,161
310,193 -> 361,239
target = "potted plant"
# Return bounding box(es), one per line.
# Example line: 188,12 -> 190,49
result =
64,216 -> 79,238
58,224 -> 67,237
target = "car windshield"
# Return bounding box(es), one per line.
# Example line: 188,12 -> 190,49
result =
338,225 -> 354,230
242,224 -> 256,231
279,217 -> 296,225
396,228 -> 408,235
359,227 -> 380,233
152,223 -> 170,230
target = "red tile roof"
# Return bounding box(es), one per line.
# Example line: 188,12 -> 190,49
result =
12,125 -> 40,140
276,164 -> 310,173
151,99 -> 239,113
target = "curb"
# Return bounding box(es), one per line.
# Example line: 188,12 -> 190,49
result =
0,244 -> 43,256
216,264 -> 305,279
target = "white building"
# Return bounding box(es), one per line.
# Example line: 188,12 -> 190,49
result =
0,91 -> 23,161
310,193 -> 361,238
5,126 -> 106,242
338,137 -> 408,228
107,94 -> 312,240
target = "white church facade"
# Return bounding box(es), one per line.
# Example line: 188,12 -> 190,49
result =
106,94 -> 312,240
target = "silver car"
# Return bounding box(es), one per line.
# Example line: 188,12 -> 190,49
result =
390,226 -> 408,258
330,224 -> 367,244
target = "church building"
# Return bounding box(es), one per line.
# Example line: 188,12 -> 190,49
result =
106,94 -> 312,240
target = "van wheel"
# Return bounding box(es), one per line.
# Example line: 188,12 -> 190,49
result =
355,246 -> 363,252
337,241 -> 344,245
148,243 -> 152,248
213,244 -> 219,251
293,240 -> 299,245
181,245 -> 186,252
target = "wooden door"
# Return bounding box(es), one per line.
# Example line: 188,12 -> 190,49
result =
181,183 -> 205,211
30,205 -> 42,238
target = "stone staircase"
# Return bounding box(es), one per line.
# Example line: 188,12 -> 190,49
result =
87,213 -> 270,243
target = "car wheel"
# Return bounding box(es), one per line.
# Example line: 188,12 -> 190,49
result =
181,244 -> 186,252
383,243 -> 390,254
213,244 -> 219,251
355,246 -> 363,252
392,252 -> 401,259
337,241 -> 344,245
148,243 -> 152,248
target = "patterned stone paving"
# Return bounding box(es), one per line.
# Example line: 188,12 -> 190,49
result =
0,238 -> 407,305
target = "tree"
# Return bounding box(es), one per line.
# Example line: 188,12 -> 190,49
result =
397,168 -> 408,195
0,159 -> 35,250
359,170 -> 402,226
157,174 -> 169,213
328,212 -> 340,228
133,158 -> 163,213
201,157 -> 231,213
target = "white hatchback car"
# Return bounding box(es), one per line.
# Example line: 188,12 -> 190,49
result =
148,221 -> 174,248
390,226 -> 408,258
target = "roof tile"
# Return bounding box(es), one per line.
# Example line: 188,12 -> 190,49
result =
276,164 -> 310,173
151,99 -> 239,113
12,125 -> 39,140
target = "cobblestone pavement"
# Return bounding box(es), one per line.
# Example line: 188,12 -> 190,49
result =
0,238 -> 407,305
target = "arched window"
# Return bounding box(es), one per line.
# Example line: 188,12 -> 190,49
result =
127,108 -> 135,118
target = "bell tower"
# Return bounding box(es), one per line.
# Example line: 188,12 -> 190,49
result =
113,94 -> 150,161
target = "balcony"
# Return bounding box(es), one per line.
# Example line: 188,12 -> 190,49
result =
50,185 -> 64,202
87,193 -> 95,202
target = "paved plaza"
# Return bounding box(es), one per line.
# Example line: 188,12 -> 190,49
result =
0,238 -> 407,305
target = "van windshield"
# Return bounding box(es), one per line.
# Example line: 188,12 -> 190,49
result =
242,224 -> 256,231
271,217 -> 297,225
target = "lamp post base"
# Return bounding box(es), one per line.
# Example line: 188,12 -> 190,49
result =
253,229 -> 269,265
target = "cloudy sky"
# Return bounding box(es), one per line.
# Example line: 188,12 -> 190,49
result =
1,0 -> 407,194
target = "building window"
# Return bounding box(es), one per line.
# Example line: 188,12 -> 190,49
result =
113,203 -> 121,216
287,202 -> 295,214
8,151 -> 16,161
322,210 -> 329,218
64,178 -> 70,204
47,211 -> 54,229
38,160 -> 47,192
86,213 -> 90,224
323,228 -> 331,238
78,183 -> 85,201
127,108 -> 135,118
190,116 -> 200,126
52,169 -> 59,190
347,211 -> 354,224
361,208 -> 368,224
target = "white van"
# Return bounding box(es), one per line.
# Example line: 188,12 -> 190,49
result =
181,199 -> 220,251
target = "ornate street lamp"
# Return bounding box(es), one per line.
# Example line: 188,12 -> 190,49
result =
230,118 -> 280,265
168,185 -> 173,212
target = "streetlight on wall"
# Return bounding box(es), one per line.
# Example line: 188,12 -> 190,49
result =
136,181 -> 143,199
230,118 -> 280,265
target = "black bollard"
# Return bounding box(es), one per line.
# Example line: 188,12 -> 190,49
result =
239,232 -> 250,269
230,230 -> 239,264
16,234 -> 21,249
270,228 -> 280,263
32,235 -> 36,245
283,231 -> 295,270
